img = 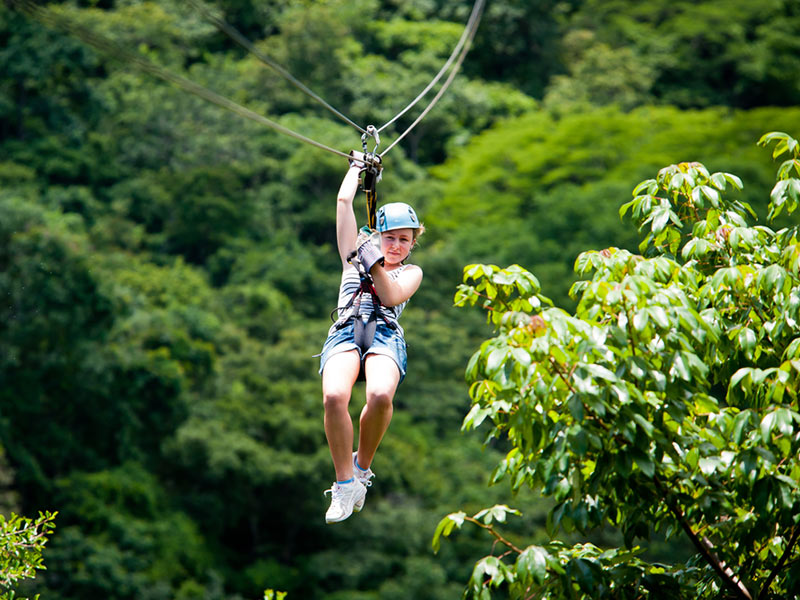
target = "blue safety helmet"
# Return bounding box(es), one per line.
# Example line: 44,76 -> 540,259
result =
376,202 -> 420,232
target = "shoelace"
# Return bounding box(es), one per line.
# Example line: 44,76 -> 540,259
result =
357,471 -> 374,487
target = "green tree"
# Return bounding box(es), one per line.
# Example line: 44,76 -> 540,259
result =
0,511 -> 56,600
427,105 -> 800,308
566,0 -> 800,109
542,29 -> 656,113
435,132 -> 800,598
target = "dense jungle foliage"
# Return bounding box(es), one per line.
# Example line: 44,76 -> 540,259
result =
1,0 -> 799,598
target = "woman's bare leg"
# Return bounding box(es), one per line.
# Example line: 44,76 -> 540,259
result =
356,354 -> 401,469
322,350 -> 361,481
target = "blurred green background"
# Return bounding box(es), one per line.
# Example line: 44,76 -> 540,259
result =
2,0 -> 799,598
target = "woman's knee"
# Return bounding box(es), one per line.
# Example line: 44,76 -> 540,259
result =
366,389 -> 394,412
323,388 -> 350,412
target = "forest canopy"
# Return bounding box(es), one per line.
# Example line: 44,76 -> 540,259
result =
1,0 -> 799,599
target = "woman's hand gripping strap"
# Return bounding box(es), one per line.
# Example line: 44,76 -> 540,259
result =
356,235 -> 384,273
347,226 -> 383,275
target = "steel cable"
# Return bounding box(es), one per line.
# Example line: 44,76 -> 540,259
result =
12,0 -> 484,164
185,0 -> 367,135
187,0 -> 485,158
9,0 -> 356,161
376,0 -> 485,135
379,0 -> 485,158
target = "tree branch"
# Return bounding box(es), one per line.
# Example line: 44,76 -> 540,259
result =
758,525 -> 800,600
464,516 -> 523,554
548,358 -> 611,432
653,478 -> 753,600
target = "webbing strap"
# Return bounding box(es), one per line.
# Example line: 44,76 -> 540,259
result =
331,275 -> 396,332
350,149 -> 382,231
363,169 -> 378,230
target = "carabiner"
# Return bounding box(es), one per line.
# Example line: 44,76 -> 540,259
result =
361,124 -> 380,155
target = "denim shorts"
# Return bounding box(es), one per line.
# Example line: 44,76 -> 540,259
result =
318,319 -> 407,383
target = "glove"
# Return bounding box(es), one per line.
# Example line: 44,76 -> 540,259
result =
349,151 -> 382,182
356,234 -> 384,273
355,225 -> 373,247
349,150 -> 368,171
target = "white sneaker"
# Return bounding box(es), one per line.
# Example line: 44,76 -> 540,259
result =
352,452 -> 375,487
324,480 -> 367,524
352,453 -> 375,512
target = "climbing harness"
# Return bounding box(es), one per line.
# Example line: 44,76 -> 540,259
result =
329,249 -> 400,379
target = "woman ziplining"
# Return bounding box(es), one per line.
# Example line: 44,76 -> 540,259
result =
9,0 -> 485,523
184,0 -> 481,521
318,158 -> 424,523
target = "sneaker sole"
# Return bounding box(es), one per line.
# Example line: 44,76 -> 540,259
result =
326,512 -> 352,524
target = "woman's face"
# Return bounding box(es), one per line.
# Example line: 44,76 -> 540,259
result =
380,228 -> 415,265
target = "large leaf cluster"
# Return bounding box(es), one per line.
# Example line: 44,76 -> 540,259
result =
438,133 -> 800,599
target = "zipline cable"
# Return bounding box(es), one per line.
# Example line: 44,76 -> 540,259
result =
379,0 -> 485,158
185,0 -> 367,135
187,0 -> 485,155
9,0 -> 357,162
376,0 -> 485,135
11,0 -> 484,165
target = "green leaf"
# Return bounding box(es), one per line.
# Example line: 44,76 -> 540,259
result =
632,448 -> 655,478
571,558 -> 598,592
710,172 -> 727,190
632,309 -> 649,332
686,447 -> 699,471
553,477 -> 572,503
619,198 -> 636,219
724,173 -> 744,190
760,411 -> 779,444
737,328 -> 757,359
568,427 -> 589,456
474,505 -> 520,525
471,556 -> 510,589
510,346 -> 532,367
568,395 -> 585,421
632,413 -> 654,437
698,456 -> 722,476
486,348 -> 507,373
730,410 -> 752,445
585,363 -> 617,382
757,265 -> 787,295
432,512 -> 466,552
632,179 -> 658,196
462,402 -> 492,431
517,545 -> 548,585
669,353 -> 690,381
694,395 -> 719,414
648,306 -> 669,329
652,206 -> 671,233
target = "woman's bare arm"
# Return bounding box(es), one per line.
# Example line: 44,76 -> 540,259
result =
370,265 -> 423,307
336,165 -> 362,267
